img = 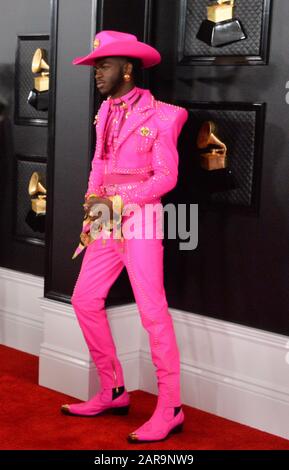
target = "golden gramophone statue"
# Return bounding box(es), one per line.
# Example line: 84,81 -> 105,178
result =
197,121 -> 227,170
197,121 -> 236,192
28,172 -> 47,215
27,48 -> 50,111
32,48 -> 49,91
196,0 -> 246,47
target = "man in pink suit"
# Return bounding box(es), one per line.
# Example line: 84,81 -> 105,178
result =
61,30 -> 188,443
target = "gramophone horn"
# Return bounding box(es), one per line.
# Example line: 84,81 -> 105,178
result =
197,121 -> 227,153
197,121 -> 213,148
197,121 -> 228,171
31,48 -> 50,74
217,0 -> 234,5
28,172 -> 47,196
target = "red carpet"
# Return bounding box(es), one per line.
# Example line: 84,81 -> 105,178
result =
1,345 -> 289,450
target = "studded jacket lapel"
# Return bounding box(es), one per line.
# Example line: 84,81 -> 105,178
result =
114,90 -> 156,150
95,99 -> 110,158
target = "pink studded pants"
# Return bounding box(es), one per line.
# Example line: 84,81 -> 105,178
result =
71,204 -> 181,407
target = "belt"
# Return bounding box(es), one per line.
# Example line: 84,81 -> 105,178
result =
103,172 -> 151,185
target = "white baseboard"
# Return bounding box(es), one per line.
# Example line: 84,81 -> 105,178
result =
1,267 -> 289,440
38,298 -> 141,399
0,267 -> 44,355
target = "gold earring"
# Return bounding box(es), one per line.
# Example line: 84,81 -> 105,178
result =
123,73 -> 131,82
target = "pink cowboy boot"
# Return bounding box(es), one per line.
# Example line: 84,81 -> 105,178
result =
61,385 -> 130,417
127,404 -> 184,443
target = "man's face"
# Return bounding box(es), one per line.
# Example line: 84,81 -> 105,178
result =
94,57 -> 126,96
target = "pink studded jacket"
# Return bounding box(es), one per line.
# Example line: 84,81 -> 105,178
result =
85,88 -> 188,206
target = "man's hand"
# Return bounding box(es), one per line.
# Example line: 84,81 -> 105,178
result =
80,231 -> 91,247
83,196 -> 113,223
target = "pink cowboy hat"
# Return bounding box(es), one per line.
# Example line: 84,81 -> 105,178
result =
72,30 -> 161,69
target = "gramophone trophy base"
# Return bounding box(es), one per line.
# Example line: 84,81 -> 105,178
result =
34,75 -> 49,92
200,153 -> 227,171
31,198 -> 46,215
197,18 -> 246,47
201,168 -> 237,193
27,88 -> 49,111
25,210 -> 46,233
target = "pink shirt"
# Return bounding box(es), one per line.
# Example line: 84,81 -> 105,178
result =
102,86 -> 143,174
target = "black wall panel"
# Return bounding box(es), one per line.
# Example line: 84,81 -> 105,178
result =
0,0 -> 50,276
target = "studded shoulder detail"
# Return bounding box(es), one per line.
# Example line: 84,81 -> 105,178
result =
155,99 -> 187,122
155,99 -> 186,111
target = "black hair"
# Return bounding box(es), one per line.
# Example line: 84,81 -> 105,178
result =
124,57 -> 143,86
